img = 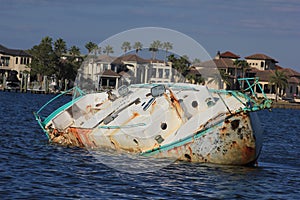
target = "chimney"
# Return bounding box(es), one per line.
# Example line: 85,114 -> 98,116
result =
215,51 -> 221,59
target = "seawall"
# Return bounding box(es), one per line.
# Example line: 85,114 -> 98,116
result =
272,102 -> 300,110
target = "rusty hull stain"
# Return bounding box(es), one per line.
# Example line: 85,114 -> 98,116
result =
151,112 -> 257,165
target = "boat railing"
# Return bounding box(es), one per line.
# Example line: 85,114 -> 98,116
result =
209,77 -> 272,112
34,87 -> 85,131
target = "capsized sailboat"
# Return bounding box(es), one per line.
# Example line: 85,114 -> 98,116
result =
34,78 -> 271,165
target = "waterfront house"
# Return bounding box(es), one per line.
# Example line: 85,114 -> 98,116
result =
82,54 -> 173,90
279,67 -> 300,98
244,53 -> 300,99
245,53 -> 277,71
194,51 -> 242,89
0,44 -> 31,89
192,51 -> 300,99
112,54 -> 173,84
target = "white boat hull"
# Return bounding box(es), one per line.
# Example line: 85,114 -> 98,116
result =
36,82 -> 270,165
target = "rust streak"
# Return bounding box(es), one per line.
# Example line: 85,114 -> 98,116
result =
168,89 -> 184,119
242,146 -> 255,163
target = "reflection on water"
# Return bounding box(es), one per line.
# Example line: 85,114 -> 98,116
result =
0,92 -> 299,199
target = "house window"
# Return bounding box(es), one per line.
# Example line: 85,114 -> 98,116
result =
1,56 -> 10,66
16,57 -> 18,64
152,68 -> 156,77
264,84 -> 270,93
158,69 -> 163,78
290,86 -> 293,94
256,85 -> 262,93
165,69 -> 170,78
271,85 -> 276,94
103,64 -> 108,71
228,68 -> 234,75
261,62 -> 264,68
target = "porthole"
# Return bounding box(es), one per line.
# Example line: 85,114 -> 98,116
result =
192,101 -> 198,108
161,122 -> 167,130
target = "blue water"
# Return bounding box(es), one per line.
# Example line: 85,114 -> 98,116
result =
0,91 -> 299,199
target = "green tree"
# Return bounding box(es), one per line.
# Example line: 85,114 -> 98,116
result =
133,41 -> 143,55
28,37 -> 82,89
53,38 -> 67,81
269,70 -> 288,102
168,54 -> 190,76
60,45 -> 82,85
69,45 -> 81,57
103,45 -> 114,55
28,36 -> 56,78
54,38 -> 67,57
163,42 -> 173,61
85,42 -> 98,54
233,59 -> 249,89
185,73 -> 205,84
121,41 -> 131,54
149,40 -> 162,60
208,70 -> 231,89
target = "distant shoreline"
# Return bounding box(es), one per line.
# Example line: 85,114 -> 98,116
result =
272,101 -> 300,110
1,87 -> 300,110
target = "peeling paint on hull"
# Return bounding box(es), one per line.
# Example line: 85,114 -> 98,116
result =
144,112 -> 262,165
36,82 -> 270,166
46,112 -> 262,165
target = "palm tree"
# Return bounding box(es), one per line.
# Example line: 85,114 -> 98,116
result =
163,42 -> 173,62
185,73 -> 205,85
54,38 -> 67,57
69,46 -> 81,57
149,40 -> 162,60
85,42 -> 98,54
121,41 -> 131,54
269,70 -> 288,102
103,45 -> 114,55
133,41 -> 143,55
208,70 -> 231,89
95,46 -> 101,55
233,59 -> 249,89
53,38 -> 67,81
41,36 -> 53,46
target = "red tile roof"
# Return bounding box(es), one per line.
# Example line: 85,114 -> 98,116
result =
112,54 -> 149,64
288,77 -> 300,84
254,70 -> 274,81
245,53 -> 277,62
280,68 -> 300,77
275,65 -> 283,70
187,66 -> 201,75
96,69 -> 120,77
253,68 -> 300,83
199,58 -> 235,69
95,55 -> 116,63
0,44 -> 31,57
220,51 -> 240,59
248,67 -> 261,73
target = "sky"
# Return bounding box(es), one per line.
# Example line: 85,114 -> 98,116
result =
1,0 -> 300,71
